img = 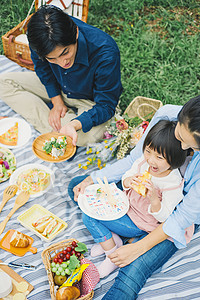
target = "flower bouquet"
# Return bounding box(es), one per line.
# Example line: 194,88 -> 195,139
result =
78,110 -> 150,170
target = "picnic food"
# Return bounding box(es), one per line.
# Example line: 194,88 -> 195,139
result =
56,286 -> 80,300
131,170 -> 152,197
0,122 -> 18,146
43,136 -> 67,158
0,147 -> 16,183
10,231 -> 29,248
16,168 -> 50,194
32,215 -> 63,238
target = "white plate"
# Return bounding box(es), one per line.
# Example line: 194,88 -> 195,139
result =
78,183 -> 129,221
9,163 -> 55,198
0,117 -> 32,148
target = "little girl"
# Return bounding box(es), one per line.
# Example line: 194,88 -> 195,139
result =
82,120 -> 188,278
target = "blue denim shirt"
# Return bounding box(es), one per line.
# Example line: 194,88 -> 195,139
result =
30,17 -> 122,133
91,104 -> 200,248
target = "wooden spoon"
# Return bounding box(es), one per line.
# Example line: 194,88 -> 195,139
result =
0,191 -> 30,235
0,185 -> 18,213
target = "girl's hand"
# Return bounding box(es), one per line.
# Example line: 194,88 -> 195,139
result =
73,176 -> 94,202
145,179 -> 161,212
123,174 -> 142,189
108,241 -> 146,268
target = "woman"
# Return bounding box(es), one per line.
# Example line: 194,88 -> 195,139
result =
68,95 -> 200,299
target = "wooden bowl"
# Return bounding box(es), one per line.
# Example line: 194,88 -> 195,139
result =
32,133 -> 76,163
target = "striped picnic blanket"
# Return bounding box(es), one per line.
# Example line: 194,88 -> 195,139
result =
0,55 -> 199,300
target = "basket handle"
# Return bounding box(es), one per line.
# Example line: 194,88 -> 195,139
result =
16,52 -> 34,66
137,103 -> 158,121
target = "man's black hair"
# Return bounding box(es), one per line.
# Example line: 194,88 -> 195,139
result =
178,95 -> 200,147
143,120 -> 187,169
27,5 -> 77,59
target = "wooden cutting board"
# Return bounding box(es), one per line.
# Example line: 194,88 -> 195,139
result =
0,260 -> 34,300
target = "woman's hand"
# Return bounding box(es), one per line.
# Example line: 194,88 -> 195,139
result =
73,176 -> 94,202
123,174 -> 142,189
108,241 -> 146,268
49,95 -> 68,131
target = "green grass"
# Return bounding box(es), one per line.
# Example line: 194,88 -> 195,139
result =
0,0 -> 200,110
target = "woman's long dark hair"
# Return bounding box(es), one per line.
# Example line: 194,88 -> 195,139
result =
178,95 -> 200,148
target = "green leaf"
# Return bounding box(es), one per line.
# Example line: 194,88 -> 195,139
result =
68,254 -> 80,272
75,242 -> 88,253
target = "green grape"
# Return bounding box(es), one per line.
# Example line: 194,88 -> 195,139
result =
51,262 -> 56,267
56,263 -> 60,268
58,267 -> 63,273
52,267 -> 57,273
56,271 -> 60,276
61,271 -> 66,276
65,268 -> 71,275
61,263 -> 68,269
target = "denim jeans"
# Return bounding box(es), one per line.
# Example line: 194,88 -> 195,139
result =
82,213 -> 146,243
68,176 -> 178,299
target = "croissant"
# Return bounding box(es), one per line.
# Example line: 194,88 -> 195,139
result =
10,231 -> 29,248
56,286 -> 80,300
131,171 -> 152,197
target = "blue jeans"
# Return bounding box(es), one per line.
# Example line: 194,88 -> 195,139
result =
68,176 -> 178,299
82,213 -> 146,243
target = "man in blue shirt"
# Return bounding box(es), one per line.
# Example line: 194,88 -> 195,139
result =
0,6 -> 122,146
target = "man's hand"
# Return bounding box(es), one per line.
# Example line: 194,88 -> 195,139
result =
48,95 -> 68,132
73,176 -> 94,201
60,120 -> 82,146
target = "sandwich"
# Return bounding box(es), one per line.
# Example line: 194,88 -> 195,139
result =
131,170 -> 152,197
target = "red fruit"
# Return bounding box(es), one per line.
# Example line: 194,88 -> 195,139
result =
54,257 -> 58,263
71,246 -> 75,250
63,257 -> 67,261
66,253 -> 70,260
59,253 -> 64,258
63,250 -> 67,255
66,247 -> 71,252
71,250 -> 76,255
58,258 -> 63,264
72,241 -> 77,247
76,252 -> 81,257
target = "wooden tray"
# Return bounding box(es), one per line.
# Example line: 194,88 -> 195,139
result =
0,260 -> 34,300
32,132 -> 76,162
0,230 -> 37,257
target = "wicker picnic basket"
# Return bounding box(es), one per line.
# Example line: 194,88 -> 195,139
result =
41,238 -> 94,300
1,0 -> 90,71
124,96 -> 163,121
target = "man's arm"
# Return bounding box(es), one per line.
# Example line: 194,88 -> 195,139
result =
75,55 -> 122,133
30,49 -> 62,98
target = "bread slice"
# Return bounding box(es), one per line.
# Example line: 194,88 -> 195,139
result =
10,231 -> 29,248
131,171 -> 152,197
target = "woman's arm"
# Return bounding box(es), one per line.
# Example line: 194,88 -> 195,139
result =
109,223 -> 168,267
